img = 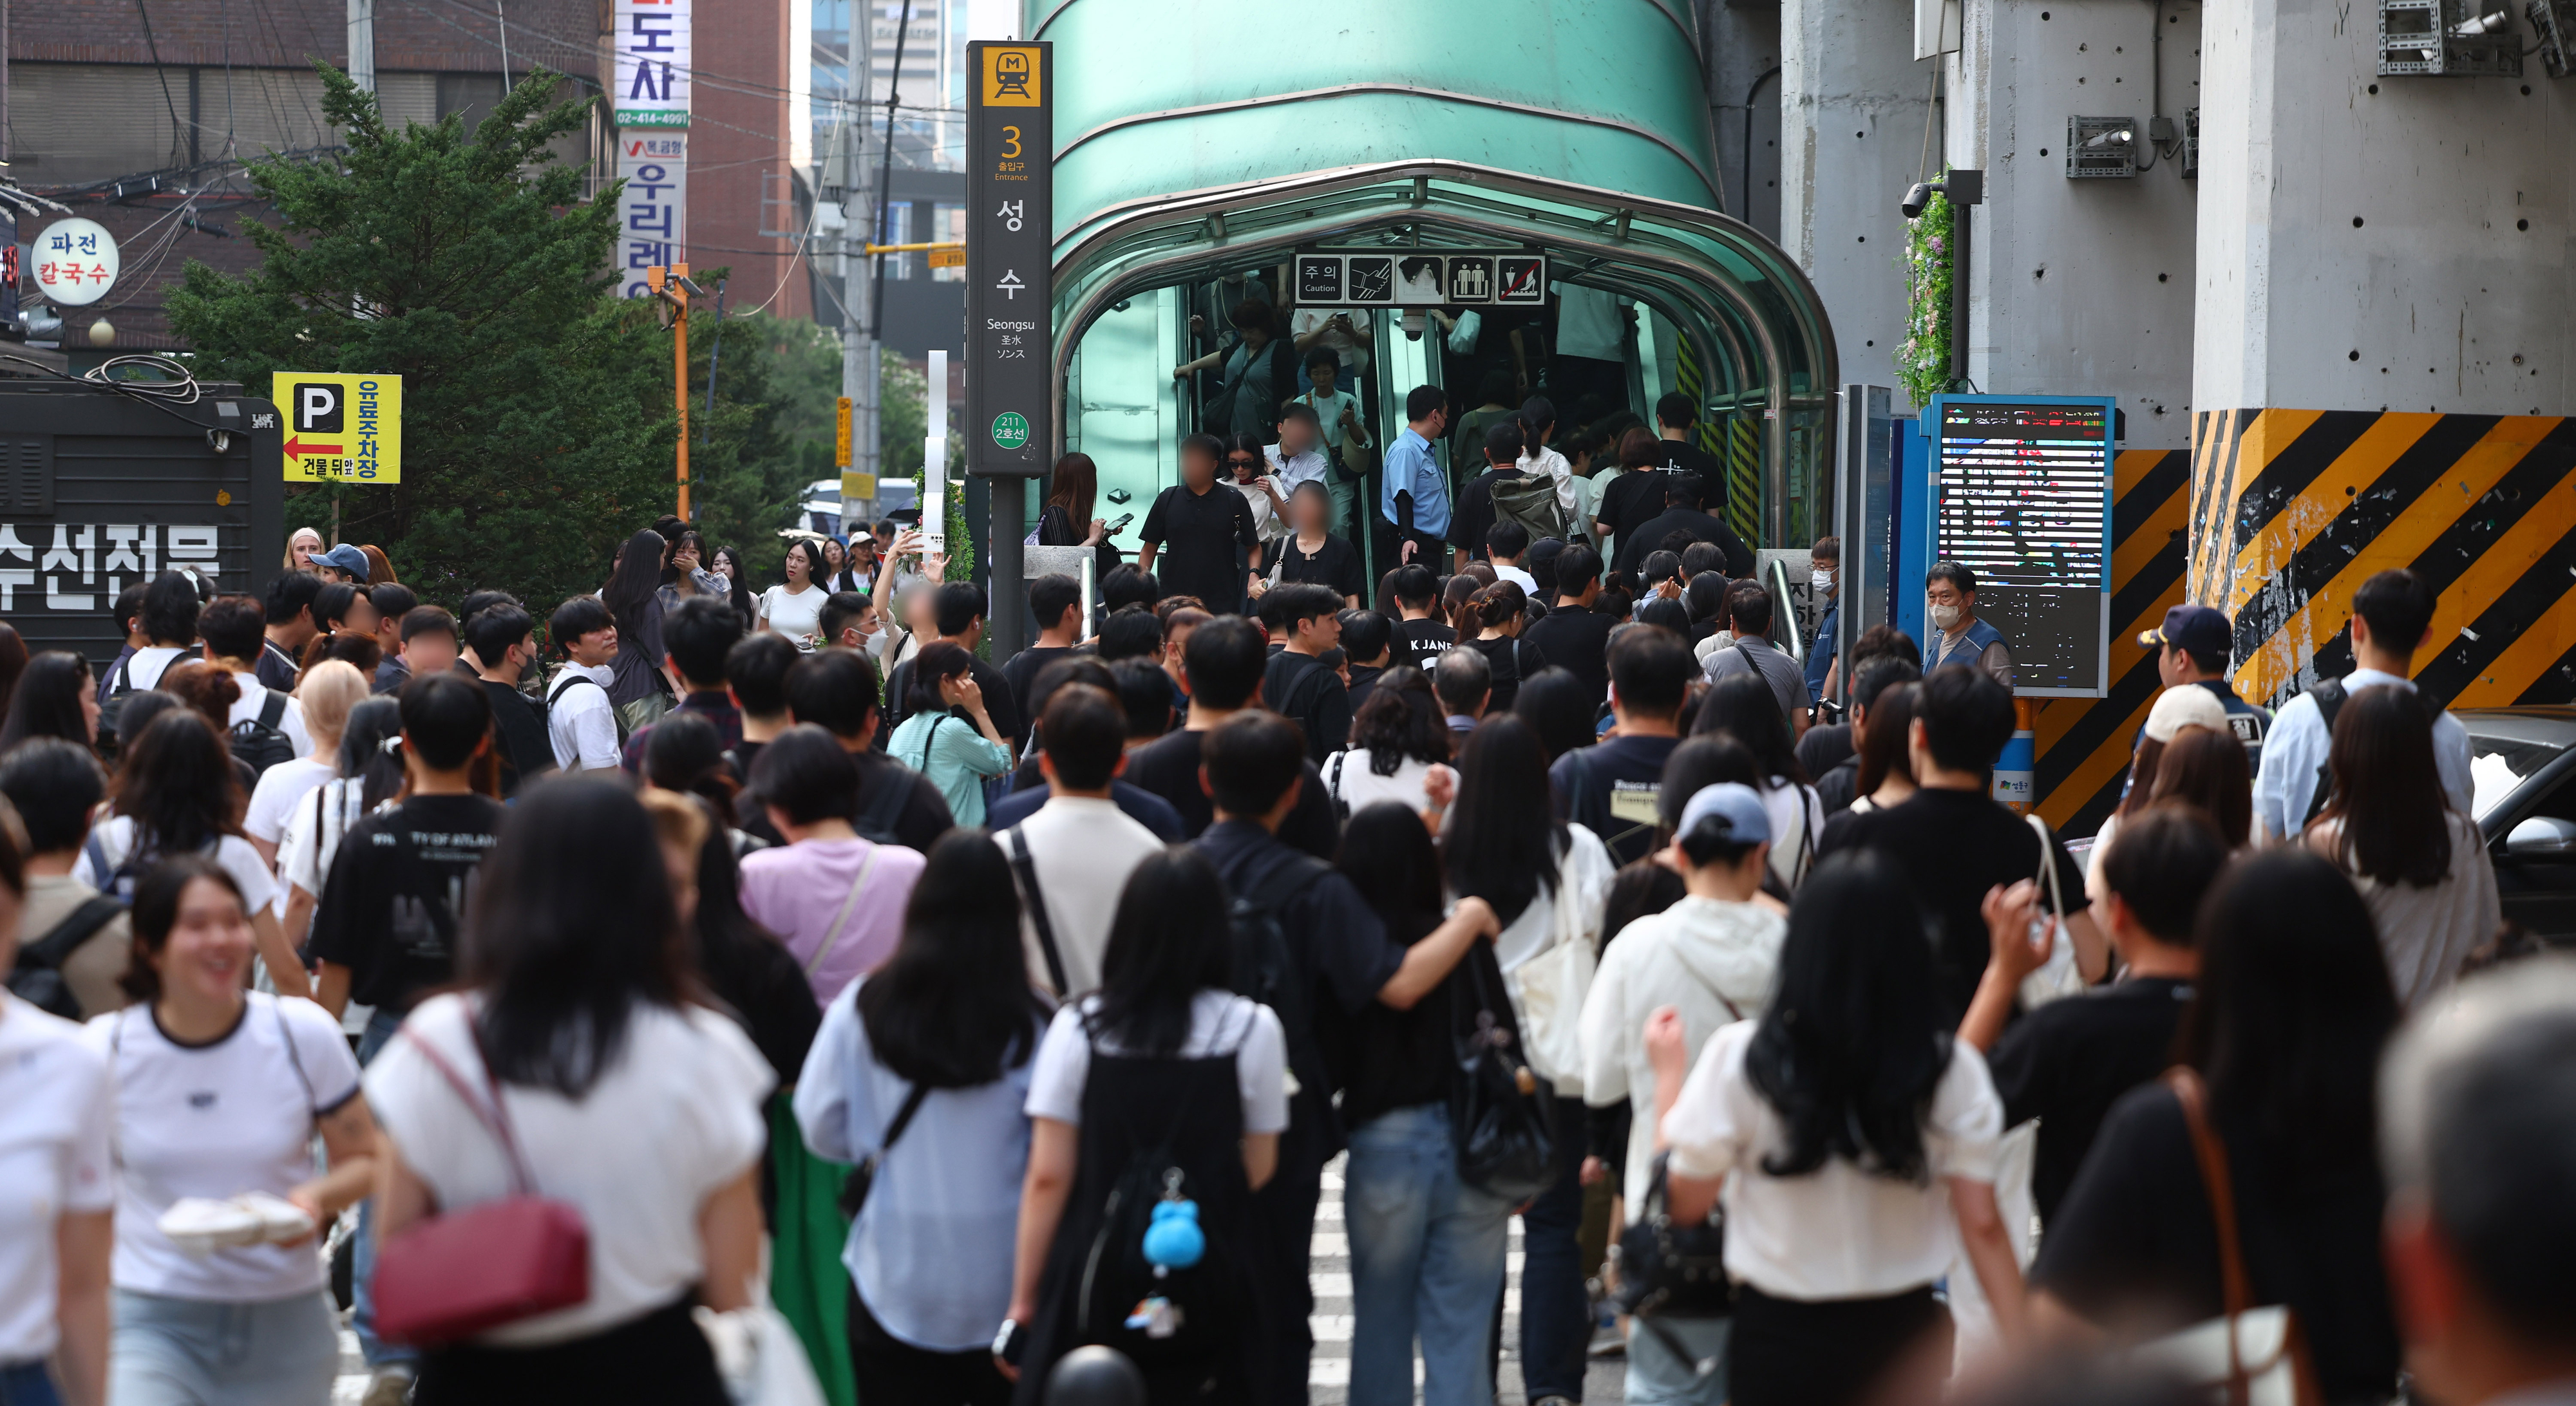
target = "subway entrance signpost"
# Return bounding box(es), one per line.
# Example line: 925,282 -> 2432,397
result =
966,39 -> 1052,655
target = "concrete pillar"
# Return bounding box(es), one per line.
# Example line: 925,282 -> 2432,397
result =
1947,0 -> 2202,444
1703,0 -> 1784,239
2190,0 -> 2576,708
1780,0 -> 1931,403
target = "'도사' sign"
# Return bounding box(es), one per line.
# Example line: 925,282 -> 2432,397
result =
612,0 -> 690,127
278,374 -> 404,483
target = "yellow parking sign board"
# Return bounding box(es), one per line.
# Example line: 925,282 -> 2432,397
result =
279,373 -> 402,483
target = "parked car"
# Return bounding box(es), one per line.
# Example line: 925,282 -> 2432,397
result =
2458,708 -> 2576,945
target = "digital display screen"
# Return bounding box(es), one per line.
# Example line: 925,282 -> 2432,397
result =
1934,400 -> 2112,697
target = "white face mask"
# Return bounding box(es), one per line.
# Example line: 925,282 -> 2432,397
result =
1929,602 -> 1963,631
1810,568 -> 1835,593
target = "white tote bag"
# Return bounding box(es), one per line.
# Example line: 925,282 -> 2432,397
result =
2018,813 -> 2088,1009
1509,825 -> 1613,1094
696,1301 -> 829,1406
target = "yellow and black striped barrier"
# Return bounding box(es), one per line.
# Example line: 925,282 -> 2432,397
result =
2032,448 -> 2190,837
2191,410 -> 2576,710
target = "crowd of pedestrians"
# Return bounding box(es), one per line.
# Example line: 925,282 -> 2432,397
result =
0,485 -> 2566,1406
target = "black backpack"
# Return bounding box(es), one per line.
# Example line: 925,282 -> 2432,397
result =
97,655 -> 145,759
1224,854 -> 1330,1101
547,672 -> 632,751
851,763 -> 916,846
2301,677 -> 2441,825
229,692 -> 298,780
5,895 -> 124,1018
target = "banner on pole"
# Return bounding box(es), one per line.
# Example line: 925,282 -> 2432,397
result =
612,0 -> 691,127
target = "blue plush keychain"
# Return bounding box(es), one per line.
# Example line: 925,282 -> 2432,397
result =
1141,1168 -> 1204,1273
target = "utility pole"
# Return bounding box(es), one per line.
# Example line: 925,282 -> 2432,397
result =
649,263 -> 699,518
348,0 -> 375,94
840,15 -> 877,491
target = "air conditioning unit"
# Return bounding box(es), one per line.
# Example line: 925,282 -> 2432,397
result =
2066,117 -> 2139,179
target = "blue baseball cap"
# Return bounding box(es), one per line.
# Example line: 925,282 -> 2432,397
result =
1676,782 -> 1770,847
2137,603 -> 2230,659
311,544 -> 371,582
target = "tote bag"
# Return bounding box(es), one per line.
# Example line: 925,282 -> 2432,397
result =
1509,824 -> 1613,1094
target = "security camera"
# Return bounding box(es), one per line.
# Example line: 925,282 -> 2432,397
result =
1900,182 -> 1936,220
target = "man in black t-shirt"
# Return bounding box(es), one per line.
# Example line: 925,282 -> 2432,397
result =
311,673 -> 508,1036
1821,667 -> 2103,1020
1387,563 -> 1454,671
1811,654 -> 1921,813
460,603 -> 555,798
1258,584 -> 1352,762
1549,623 -> 1692,865
772,647 -> 953,852
1123,615 -> 1340,856
620,595 -> 746,773
1139,433 -> 1260,614
1194,710 -> 1499,1406
1522,543 -> 1616,702
1612,474 -> 1756,579
998,574 -> 1084,753
1966,807 -> 2223,1223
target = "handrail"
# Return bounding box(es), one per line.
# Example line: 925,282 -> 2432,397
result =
1764,556 -> 1806,666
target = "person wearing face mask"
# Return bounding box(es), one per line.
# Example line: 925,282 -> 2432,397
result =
1922,560 -> 2012,691
1803,538 -> 1841,717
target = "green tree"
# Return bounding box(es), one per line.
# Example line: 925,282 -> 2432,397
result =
682,308 -> 843,585
167,64 -> 678,609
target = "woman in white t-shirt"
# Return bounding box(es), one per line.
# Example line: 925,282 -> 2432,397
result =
74,709 -> 304,1000
1645,850 -> 2024,1406
756,539 -> 830,651
242,661 -> 368,872
84,857 -> 377,1406
1001,848 -> 1287,1396
0,825 -> 114,1406
365,780 -> 770,1404
1322,665 -> 1455,823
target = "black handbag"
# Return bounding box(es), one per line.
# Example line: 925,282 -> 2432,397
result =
1450,945 -> 1557,1204
1613,1152 -> 1732,1318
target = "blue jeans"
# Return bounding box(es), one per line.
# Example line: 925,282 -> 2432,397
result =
353,1008 -> 415,1371
109,1289 -> 339,1406
1344,1104 -> 1514,1406
1519,1083 -> 1593,1400
0,1361 -> 62,1406
1625,1315 -> 1731,1405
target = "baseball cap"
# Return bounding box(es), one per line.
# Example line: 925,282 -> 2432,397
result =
2143,683 -> 2231,744
2137,603 -> 2230,660
1676,782 -> 1770,847
311,544 -> 372,582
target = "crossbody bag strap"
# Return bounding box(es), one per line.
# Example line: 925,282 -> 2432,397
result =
1003,826 -> 1070,997
2025,812 -> 2068,927
803,843 -> 886,980
2166,1068 -> 2254,1401
881,1082 -> 933,1155
401,1018 -> 538,1196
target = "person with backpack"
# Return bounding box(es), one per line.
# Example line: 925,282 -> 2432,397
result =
193,593 -> 314,774
775,648 -> 955,852
1611,476 -> 1753,581
1121,615 -> 1343,854
1260,584 -> 1354,762
1448,421 -> 1536,567
2,738 -> 133,1022
363,782 -> 771,1406
460,603 -> 555,798
1192,711 -> 1504,1405
260,570 -> 323,693
2253,567 -> 2473,841
74,709 -> 304,998
998,847 -> 1289,1402
243,660 -> 368,871
98,572 -> 203,751
742,725 -> 930,1006
545,595 -> 625,772
1551,625 -> 1694,867
996,686 -> 1166,1004
85,857 -> 379,1406
796,831 -> 1048,1404
1576,782 -> 1784,1403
